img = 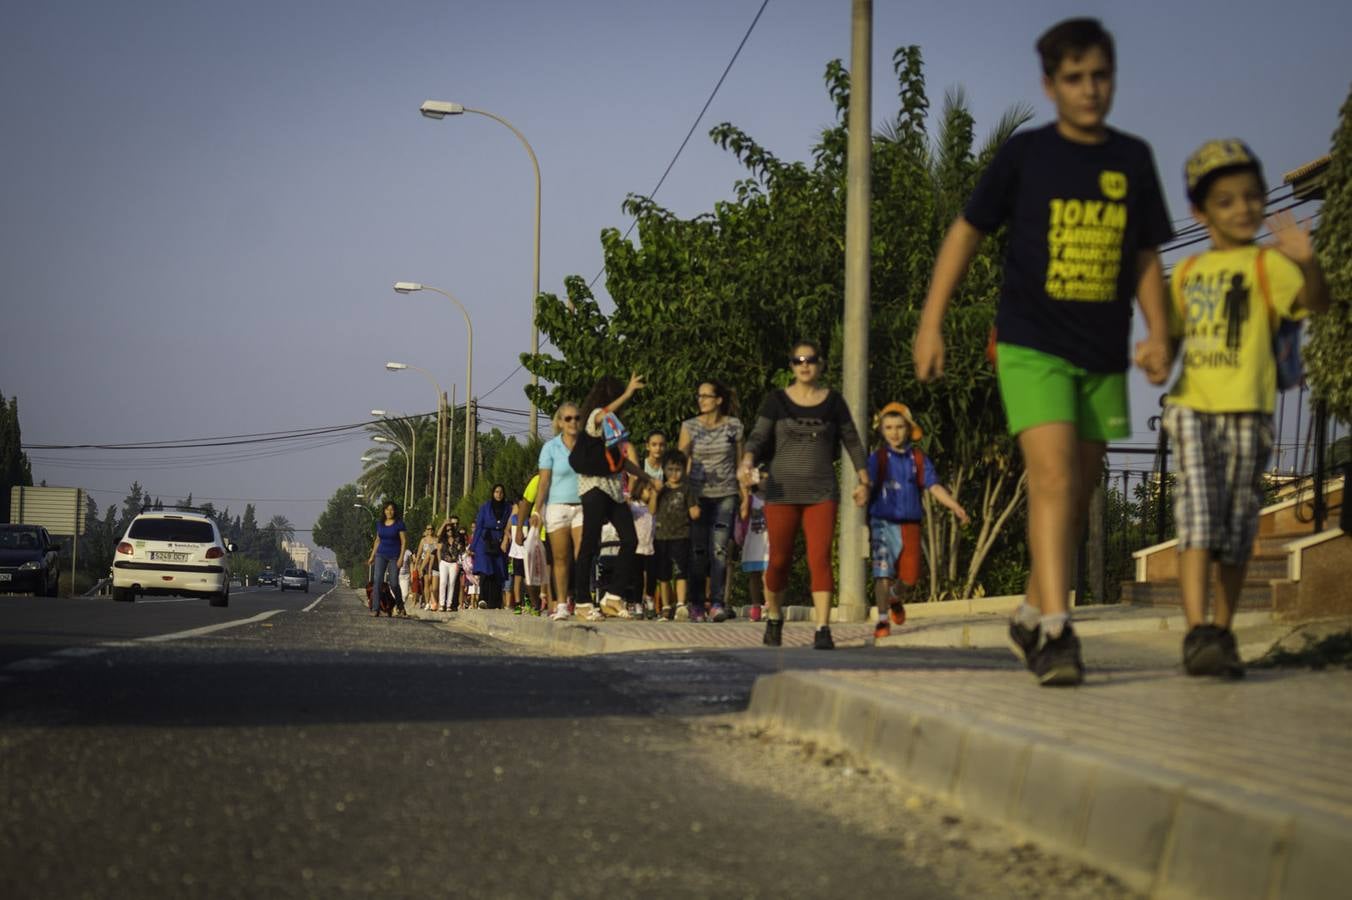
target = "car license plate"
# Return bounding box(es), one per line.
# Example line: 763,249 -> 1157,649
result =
0,573 -> 11,581
151,552 -> 189,562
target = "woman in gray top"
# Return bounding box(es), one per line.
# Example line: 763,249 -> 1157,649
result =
738,341 -> 870,649
677,379 -> 743,622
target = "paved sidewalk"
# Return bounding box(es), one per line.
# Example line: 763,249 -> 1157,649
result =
405,600 -> 1352,899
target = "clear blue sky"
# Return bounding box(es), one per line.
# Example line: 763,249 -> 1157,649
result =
4,0 -> 1349,548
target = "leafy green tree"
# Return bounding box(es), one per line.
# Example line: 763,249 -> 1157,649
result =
523,47 -> 1029,599
314,484 -> 376,585
452,433 -> 543,524
1309,83 -> 1352,423
0,391 -> 34,523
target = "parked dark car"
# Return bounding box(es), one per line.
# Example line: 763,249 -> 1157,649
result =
257,569 -> 278,586
0,524 -> 61,596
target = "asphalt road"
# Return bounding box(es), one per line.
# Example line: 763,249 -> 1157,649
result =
0,589 -> 1132,899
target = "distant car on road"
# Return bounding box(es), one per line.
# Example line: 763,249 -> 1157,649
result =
0,524 -> 61,596
279,568 -> 309,592
111,508 -> 235,606
321,570 -> 336,584
257,569 -> 278,587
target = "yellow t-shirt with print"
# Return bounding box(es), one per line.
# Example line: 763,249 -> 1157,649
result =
1166,245 -> 1306,414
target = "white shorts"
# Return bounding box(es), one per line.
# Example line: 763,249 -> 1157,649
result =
544,503 -> 584,533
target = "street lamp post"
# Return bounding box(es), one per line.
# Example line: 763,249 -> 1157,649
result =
419,99 -> 541,440
393,283 -> 474,496
367,410 -> 413,508
385,362 -> 449,516
371,435 -> 409,511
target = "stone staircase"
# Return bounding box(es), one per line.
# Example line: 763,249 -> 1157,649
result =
1121,475 -> 1348,620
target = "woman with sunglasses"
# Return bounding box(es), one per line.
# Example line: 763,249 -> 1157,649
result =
521,403 -> 584,619
739,340 -> 869,649
677,379 -> 744,622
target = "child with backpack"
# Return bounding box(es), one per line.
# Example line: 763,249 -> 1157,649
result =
1164,139 -> 1329,678
867,403 -> 970,640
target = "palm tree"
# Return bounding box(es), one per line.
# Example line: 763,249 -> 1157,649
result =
360,414 -> 438,506
267,514 -> 295,547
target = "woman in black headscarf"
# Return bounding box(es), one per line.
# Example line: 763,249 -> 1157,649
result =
471,483 -> 512,609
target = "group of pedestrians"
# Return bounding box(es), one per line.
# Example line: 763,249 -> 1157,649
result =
506,337 -> 970,651
364,17 -> 1329,688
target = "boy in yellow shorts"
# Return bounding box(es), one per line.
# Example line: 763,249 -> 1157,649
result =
1165,139 -> 1329,677
913,18 -> 1174,685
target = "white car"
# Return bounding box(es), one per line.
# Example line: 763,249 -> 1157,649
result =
111,509 -> 235,606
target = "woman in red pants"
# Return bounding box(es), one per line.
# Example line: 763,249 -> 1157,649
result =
738,340 -> 870,649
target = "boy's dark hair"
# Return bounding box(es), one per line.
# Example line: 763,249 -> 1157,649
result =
662,448 -> 687,469
646,429 -> 667,442
1036,18 -> 1115,77
580,376 -> 626,418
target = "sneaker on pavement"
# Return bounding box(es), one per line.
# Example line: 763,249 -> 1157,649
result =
762,618 -> 784,647
873,619 -> 891,641
710,604 -> 728,623
662,606 -> 675,621
585,606 -> 606,621
674,604 -> 690,622
1031,624 -> 1084,686
550,604 -> 571,621
1215,627 -> 1246,679
1007,620 -> 1040,670
813,626 -> 835,650
888,601 -> 907,627
725,605 -> 737,620
748,605 -> 762,622
690,604 -> 707,623
599,594 -> 626,618
1184,624 -> 1244,678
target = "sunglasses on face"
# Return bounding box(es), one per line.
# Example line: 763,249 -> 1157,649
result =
791,355 -> 820,365
560,415 -> 579,422
696,392 -> 718,399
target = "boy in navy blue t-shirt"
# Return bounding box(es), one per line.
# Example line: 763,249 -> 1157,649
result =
866,403 -> 969,641
912,18 -> 1174,685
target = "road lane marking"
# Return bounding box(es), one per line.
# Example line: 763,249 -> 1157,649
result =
4,658 -> 63,672
302,586 -> 336,613
48,647 -> 107,659
134,598 -> 194,605
130,610 -> 284,643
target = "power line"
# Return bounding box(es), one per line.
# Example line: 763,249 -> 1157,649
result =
588,0 -> 771,289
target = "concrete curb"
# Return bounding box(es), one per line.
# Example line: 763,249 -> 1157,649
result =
876,608 -> 1277,650
745,670 -> 1352,900
439,610 -> 675,655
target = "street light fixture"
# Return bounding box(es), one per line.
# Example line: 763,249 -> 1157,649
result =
371,435 -> 409,511
385,359 -> 453,516
391,283 -> 474,496
372,408 -> 418,511
419,99 -> 542,439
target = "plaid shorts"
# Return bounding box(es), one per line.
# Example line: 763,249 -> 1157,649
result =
1164,406 -> 1273,565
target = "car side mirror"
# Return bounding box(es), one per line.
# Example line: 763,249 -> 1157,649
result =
49,541 -> 63,552
227,542 -> 238,553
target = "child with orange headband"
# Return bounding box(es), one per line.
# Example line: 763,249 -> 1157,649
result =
866,403 -> 969,640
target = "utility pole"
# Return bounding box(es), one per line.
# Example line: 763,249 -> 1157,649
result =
837,0 -> 872,623
464,398 -> 476,495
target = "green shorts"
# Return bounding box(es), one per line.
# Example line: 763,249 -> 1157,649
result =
995,343 -> 1130,441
